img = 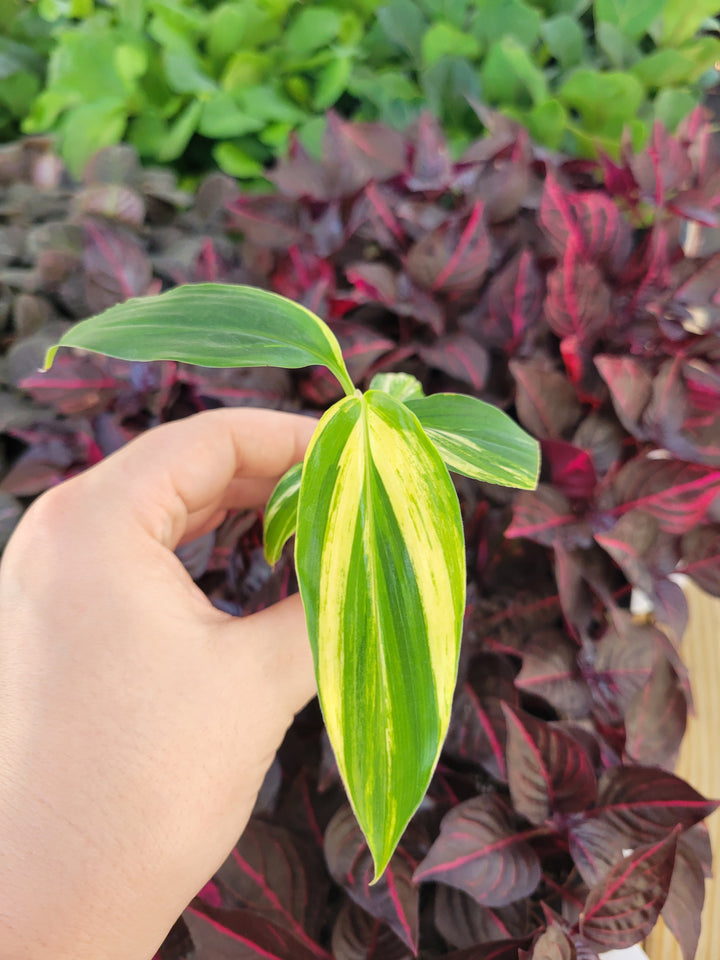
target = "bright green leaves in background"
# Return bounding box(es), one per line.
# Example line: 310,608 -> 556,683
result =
296,390 -> 466,877
45,283 -> 539,875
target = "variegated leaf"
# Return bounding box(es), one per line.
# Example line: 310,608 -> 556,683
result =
369,371 -> 425,402
264,462 -> 303,565
406,393 -> 540,489
44,283 -> 355,395
295,390 -> 465,877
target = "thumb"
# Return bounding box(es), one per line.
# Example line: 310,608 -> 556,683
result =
219,592 -> 318,728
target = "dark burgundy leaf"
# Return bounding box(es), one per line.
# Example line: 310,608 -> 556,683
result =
226,195 -> 304,249
624,657 -> 687,770
82,218 -> 152,312
325,112 -> 407,185
681,525 -> 720,596
414,795 -> 542,906
506,485 -> 593,549
406,202 -> 491,293
482,249 -> 544,353
661,832 -> 708,960
539,173 -> 632,275
594,356 -> 653,438
568,815 -> 628,888
419,334 -> 489,391
545,245 -> 611,349
591,767 -> 718,843
324,805 -> 418,952
609,456 -> 720,535
214,819 -> 328,955
541,441 -> 597,501
510,360 -> 583,440
502,706 -> 597,824
184,903 -> 324,960
515,631 -> 592,720
594,510 -> 672,596
406,113 -> 452,192
530,925 -> 576,960
331,900 -> 412,960
434,885 -> 530,949
74,184 -> 146,226
572,414 -> 624,475
443,937 -> 534,960
579,831 -> 679,950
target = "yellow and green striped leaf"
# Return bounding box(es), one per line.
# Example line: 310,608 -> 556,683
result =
263,461 -> 302,566
406,393 -> 540,490
295,389 -> 465,878
43,283 -> 355,396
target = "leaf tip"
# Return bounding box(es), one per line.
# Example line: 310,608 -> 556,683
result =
42,345 -> 59,372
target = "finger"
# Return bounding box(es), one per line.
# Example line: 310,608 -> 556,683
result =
78,408 -> 318,549
218,593 -> 317,722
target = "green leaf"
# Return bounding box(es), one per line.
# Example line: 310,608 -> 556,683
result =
481,37 -> 548,108
44,284 -> 355,396
284,6 -> 342,58
264,461 -> 303,565
593,0 -> 665,41
631,38 -> 720,90
295,390 -> 465,877
156,99 -> 201,162
653,0 -> 719,45
369,371 -> 425,402
559,69 -> 644,129
595,22 -> 640,70
313,55 -> 353,110
525,98 -> 568,149
376,0 -> 427,63
470,0 -> 542,48
421,22 -> 481,67
199,93 -> 264,138
653,87 -> 698,131
406,393 -> 540,489
60,98 -> 127,176
541,14 -> 585,68
212,141 -> 265,177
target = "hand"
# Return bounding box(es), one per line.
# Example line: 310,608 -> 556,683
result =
0,408 -> 318,960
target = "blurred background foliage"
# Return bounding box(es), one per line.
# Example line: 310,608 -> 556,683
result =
1,0 -> 719,183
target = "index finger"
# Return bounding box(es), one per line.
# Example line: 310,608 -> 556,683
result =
80,408 -> 318,548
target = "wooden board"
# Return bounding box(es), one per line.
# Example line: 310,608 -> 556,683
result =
645,583 -> 720,960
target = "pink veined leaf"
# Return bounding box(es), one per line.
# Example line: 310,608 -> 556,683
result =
184,902 -> 324,960
434,885 -> 531,950
624,656 -> 687,771
502,705 -> 598,824
406,201 -> 491,294
82,217 -> 152,312
594,355 -> 653,439
226,195 -> 305,249
661,831 -> 710,960
607,455 -> 720,535
442,937 -> 535,960
545,243 -> 611,348
405,112 -> 453,192
484,249 -> 544,353
529,925 -> 577,960
74,184 -> 146,227
578,830 -> 679,950
510,359 -> 583,440
506,485 -> 593,550
515,630 -> 593,720
590,767 -> 719,843
418,334 -> 489,391
413,794 -> 542,907
325,112 -> 407,185
213,819 -> 330,958
681,525 -> 720,596
541,440 -> 598,501
539,172 -> 632,275
568,815 -> 629,888
331,899 -> 412,960
324,805 -> 419,953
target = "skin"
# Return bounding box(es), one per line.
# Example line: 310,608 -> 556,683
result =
0,408 -> 319,960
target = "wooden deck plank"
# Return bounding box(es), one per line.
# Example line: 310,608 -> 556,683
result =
645,584 -> 720,960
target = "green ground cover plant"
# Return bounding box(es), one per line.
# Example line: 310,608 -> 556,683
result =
3,0 -> 719,178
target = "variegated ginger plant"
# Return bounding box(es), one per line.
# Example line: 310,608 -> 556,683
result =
45,284 -> 539,878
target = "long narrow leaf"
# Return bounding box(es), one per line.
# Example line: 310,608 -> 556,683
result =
406,393 -> 540,489
264,462 -> 303,566
295,390 -> 465,877
43,283 -> 355,395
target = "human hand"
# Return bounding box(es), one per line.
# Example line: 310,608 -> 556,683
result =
0,408 -> 318,960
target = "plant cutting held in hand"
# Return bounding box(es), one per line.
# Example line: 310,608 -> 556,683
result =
44,283 -> 540,877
